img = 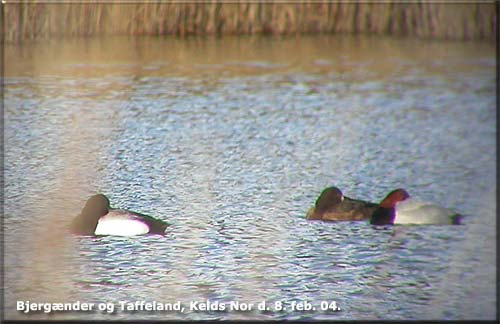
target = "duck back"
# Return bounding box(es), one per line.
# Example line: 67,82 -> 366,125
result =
394,199 -> 460,225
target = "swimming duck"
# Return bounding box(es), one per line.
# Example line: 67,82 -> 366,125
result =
70,194 -> 168,236
306,186 -> 379,221
370,188 -> 463,225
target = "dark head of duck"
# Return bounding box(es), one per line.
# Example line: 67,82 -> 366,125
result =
370,188 -> 409,225
315,186 -> 343,213
70,194 -> 110,235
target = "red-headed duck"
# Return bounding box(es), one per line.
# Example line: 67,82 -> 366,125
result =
70,194 -> 168,236
306,186 -> 378,221
370,188 -> 463,225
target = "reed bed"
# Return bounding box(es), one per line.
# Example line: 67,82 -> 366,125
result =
3,2 -> 497,43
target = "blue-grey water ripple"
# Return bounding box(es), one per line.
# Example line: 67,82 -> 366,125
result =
4,36 -> 495,320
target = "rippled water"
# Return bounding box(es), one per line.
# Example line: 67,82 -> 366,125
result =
4,35 -> 496,320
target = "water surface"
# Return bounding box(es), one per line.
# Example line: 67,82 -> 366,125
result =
4,35 -> 496,320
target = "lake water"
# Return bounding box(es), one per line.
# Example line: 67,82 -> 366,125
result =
4,35 -> 496,320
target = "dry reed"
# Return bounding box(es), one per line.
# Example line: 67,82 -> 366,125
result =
2,2 -> 497,43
